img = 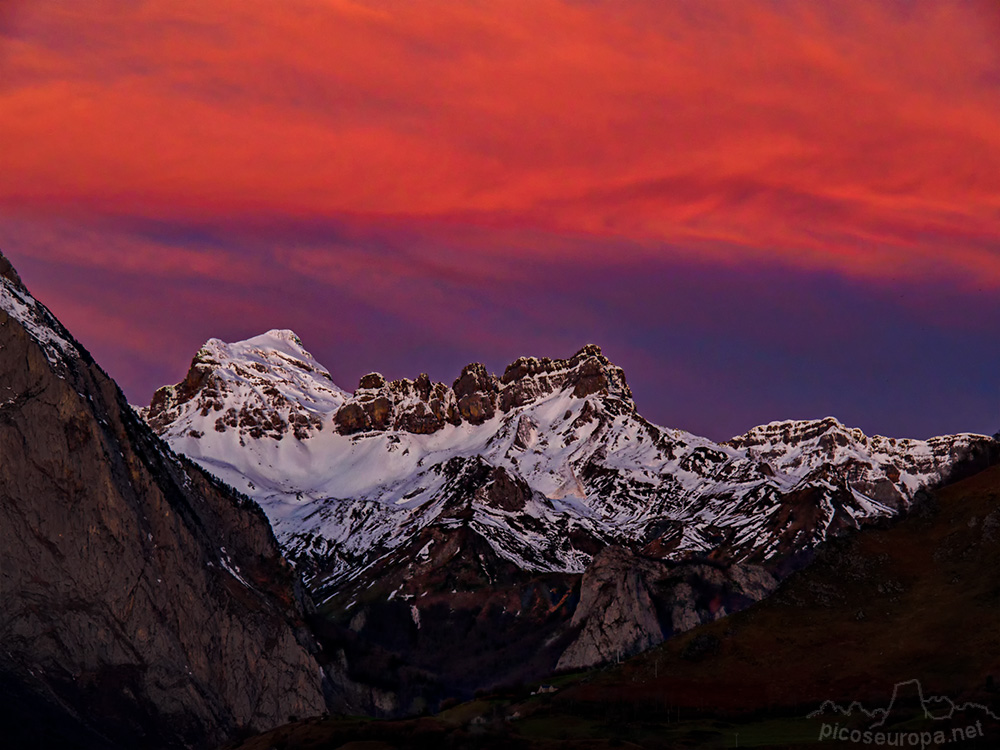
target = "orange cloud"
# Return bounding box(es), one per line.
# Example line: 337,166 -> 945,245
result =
2,0 -> 999,285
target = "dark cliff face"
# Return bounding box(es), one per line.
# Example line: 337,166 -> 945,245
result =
0,252 -> 326,748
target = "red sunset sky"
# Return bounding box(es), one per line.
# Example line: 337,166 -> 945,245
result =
1,0 -> 998,439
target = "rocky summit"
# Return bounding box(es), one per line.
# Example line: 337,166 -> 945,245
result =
0,251 -> 327,749
326,344 -> 630,437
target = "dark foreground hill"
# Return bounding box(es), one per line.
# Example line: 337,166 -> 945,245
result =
226,461 -> 1000,749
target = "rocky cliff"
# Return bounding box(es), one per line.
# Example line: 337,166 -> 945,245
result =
556,546 -> 777,670
0,250 -> 327,748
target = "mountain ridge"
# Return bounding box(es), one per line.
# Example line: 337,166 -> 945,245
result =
143,330 -> 998,587
141,329 -> 999,690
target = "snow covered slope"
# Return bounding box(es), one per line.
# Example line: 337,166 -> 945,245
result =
143,332 -> 998,600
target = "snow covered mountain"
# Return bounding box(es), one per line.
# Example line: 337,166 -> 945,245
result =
142,331 -> 999,604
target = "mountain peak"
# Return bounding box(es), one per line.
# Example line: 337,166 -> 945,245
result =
499,343 -> 631,405
331,344 -> 632,436
728,416 -> 861,448
240,327 -> 310,353
198,328 -> 316,366
145,329 -> 345,440
0,248 -> 26,293
0,249 -> 77,369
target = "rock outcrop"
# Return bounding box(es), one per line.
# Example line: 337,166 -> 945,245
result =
556,546 -> 777,671
499,344 -> 632,409
333,371 -> 460,435
331,344 -> 630,436
0,251 -> 327,748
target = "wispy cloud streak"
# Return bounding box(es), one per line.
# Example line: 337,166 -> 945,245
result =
1,0 -> 998,284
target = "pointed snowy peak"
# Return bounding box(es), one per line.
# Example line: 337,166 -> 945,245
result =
197,328 -> 326,374
145,329 -> 347,440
